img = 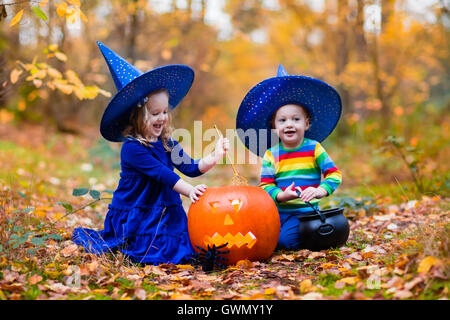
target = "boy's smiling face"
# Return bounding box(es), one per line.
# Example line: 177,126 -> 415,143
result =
273,104 -> 310,149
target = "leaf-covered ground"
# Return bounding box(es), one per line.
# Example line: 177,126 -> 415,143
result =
0,123 -> 448,300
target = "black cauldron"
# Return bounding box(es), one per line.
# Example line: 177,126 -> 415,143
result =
296,191 -> 350,251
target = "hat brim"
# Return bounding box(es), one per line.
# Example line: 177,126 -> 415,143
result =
236,76 -> 342,157
100,65 -> 194,142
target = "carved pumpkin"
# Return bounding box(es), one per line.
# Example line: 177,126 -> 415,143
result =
187,186 -> 280,265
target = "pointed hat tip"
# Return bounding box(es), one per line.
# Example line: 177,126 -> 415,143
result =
277,64 -> 288,77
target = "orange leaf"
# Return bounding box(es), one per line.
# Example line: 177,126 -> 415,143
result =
236,259 -> 253,269
28,274 -> 43,285
9,9 -> 24,27
60,244 -> 79,257
10,69 -> 23,84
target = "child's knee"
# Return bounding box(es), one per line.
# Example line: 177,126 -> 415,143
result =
277,232 -> 302,250
277,217 -> 302,250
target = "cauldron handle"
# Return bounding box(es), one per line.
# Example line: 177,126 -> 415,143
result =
296,189 -> 327,223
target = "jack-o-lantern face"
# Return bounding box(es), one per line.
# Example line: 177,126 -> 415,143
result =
187,186 -> 280,265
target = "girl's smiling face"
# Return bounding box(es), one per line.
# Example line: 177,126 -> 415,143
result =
145,90 -> 169,139
273,104 -> 310,149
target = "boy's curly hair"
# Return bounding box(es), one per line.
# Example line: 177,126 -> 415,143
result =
122,88 -> 174,151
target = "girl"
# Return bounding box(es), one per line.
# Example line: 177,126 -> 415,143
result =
72,42 -> 229,265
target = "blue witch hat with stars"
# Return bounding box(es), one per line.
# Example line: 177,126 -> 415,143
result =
97,41 -> 194,142
236,64 -> 342,157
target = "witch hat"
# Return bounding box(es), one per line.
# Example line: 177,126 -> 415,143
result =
236,64 -> 342,157
97,41 -> 194,142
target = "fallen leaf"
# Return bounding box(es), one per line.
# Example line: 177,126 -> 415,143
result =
308,252 -> 326,259
334,276 -> 359,289
60,244 -> 79,257
300,292 -> 323,300
134,288 -> 147,300
236,259 -> 253,269
264,288 -> 276,295
299,279 -> 313,293
349,252 -> 362,260
394,289 -> 413,299
404,276 -> 424,291
169,293 -> 193,300
175,264 -> 194,270
0,283 -> 24,293
28,274 -> 43,285
418,256 -> 442,274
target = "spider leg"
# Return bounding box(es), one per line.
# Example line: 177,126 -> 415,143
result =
195,245 -> 208,253
215,243 -> 229,250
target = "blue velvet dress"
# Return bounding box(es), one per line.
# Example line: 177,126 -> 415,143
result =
72,137 -> 202,265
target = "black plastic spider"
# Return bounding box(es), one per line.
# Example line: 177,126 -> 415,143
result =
191,243 -> 230,272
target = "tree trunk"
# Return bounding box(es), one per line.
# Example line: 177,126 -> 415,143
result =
127,0 -> 139,63
353,0 -> 368,118
336,0 -> 351,126
371,33 -> 390,130
381,0 -> 395,32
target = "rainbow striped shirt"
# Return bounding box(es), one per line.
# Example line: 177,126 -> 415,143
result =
259,138 -> 342,214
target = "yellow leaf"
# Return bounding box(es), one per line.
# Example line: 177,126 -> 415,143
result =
264,288 -> 276,295
320,263 -> 337,270
67,0 -> 81,7
299,279 -> 313,293
55,2 -> 68,17
65,8 -> 78,24
83,86 -> 98,99
48,44 -> 58,51
10,68 -> 23,84
340,276 -> 359,285
54,52 -> 67,62
92,289 -> 109,295
175,264 -> 195,270
9,9 -> 24,27
417,256 -> 442,274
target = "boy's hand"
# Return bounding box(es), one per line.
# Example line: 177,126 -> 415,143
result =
298,186 -> 328,202
189,184 -> 207,203
214,137 -> 230,163
276,182 -> 299,202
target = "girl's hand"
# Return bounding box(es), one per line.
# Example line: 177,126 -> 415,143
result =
276,182 -> 299,202
298,186 -> 328,203
214,137 -> 230,163
189,184 -> 207,203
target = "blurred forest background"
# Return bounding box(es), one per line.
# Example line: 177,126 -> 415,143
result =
1,0 -> 449,201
